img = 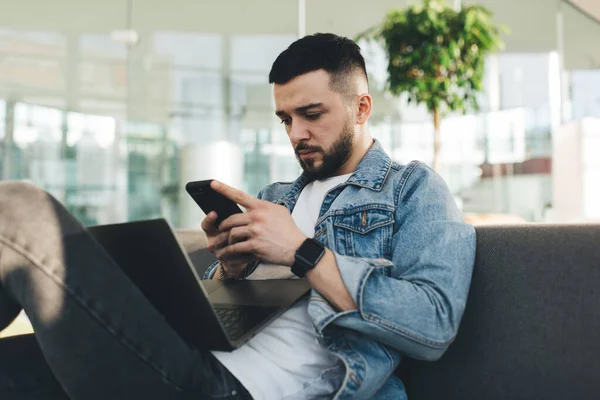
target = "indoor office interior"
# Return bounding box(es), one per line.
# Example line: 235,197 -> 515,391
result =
2,1 -> 600,391
0,1 -> 599,228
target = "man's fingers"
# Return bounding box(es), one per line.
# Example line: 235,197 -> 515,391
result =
229,226 -> 251,245
215,240 -> 254,260
211,180 -> 260,209
201,211 -> 219,235
207,230 -> 229,253
218,213 -> 251,232
214,230 -> 230,247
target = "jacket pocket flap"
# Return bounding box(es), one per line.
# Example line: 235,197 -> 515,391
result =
333,209 -> 394,234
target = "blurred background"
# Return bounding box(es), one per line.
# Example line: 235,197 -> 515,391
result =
0,0 -> 599,229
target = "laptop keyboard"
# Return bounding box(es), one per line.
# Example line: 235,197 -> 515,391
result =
215,306 -> 278,342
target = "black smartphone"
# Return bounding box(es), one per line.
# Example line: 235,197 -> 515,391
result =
185,180 -> 243,226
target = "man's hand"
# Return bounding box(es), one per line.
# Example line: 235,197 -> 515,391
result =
210,180 -> 307,266
200,211 -> 254,279
208,180 -> 356,312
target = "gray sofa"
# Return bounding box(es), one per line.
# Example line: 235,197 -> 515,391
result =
177,224 -> 600,400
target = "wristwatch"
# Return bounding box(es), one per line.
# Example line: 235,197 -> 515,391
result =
291,238 -> 326,278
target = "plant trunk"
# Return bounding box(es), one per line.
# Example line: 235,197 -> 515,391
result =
432,109 -> 442,173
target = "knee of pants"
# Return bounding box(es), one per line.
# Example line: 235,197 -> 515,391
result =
0,181 -> 76,237
0,181 -> 51,217
0,181 -> 48,205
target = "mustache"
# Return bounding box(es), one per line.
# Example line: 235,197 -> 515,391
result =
295,142 -> 323,154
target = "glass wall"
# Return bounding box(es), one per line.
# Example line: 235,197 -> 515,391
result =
1,0 -> 599,227
0,1 -> 301,227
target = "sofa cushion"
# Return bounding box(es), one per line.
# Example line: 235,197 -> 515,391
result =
405,224 -> 600,400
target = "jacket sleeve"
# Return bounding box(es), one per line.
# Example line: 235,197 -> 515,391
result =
203,261 -> 219,280
307,162 -> 476,361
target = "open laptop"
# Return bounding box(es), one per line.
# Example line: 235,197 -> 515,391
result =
87,218 -> 311,352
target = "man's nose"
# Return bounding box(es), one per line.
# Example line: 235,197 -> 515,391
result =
289,120 -> 310,144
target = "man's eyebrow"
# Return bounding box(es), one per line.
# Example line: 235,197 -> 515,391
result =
275,103 -> 323,117
295,103 -> 323,113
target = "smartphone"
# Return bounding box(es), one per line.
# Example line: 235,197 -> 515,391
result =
185,180 -> 243,226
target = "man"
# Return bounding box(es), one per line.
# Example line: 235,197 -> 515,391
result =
0,33 -> 475,399
200,33 -> 476,399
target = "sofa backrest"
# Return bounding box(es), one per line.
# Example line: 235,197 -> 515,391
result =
404,224 -> 600,400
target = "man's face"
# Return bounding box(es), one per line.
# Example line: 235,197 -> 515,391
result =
273,70 -> 355,180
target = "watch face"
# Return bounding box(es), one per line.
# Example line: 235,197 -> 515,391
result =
301,239 -> 325,264
293,239 -> 325,278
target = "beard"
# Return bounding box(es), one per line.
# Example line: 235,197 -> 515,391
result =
295,120 -> 354,181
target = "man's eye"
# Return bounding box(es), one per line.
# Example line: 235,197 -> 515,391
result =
305,113 -> 321,121
280,118 -> 291,126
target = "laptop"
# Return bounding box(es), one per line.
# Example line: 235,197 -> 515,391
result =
87,218 -> 311,352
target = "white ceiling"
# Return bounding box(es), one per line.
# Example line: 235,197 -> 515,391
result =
1,0 -> 598,68
0,0 -> 598,124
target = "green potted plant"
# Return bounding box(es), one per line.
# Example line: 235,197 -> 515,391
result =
360,0 -> 506,172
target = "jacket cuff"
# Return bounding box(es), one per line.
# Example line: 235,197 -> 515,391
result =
203,261 -> 219,280
308,252 -> 392,332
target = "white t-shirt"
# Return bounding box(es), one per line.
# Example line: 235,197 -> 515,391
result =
211,173 -> 351,400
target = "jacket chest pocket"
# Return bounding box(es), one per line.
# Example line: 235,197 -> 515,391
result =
331,209 -> 394,259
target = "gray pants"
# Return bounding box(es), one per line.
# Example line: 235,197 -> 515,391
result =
0,182 -> 251,399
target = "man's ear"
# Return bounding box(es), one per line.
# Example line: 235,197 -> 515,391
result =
355,93 -> 372,125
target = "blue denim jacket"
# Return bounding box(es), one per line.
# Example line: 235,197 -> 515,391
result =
205,140 -> 476,399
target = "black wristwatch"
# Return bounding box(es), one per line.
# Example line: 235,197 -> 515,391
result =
291,238 -> 326,278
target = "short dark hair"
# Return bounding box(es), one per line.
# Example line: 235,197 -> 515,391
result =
268,33 -> 368,94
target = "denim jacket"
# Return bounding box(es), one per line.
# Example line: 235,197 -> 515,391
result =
204,140 -> 476,399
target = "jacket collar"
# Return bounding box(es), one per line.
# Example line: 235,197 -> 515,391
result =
277,139 -> 392,209
345,139 -> 391,191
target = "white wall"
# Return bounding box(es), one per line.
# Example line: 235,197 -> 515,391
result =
552,118 -> 600,222
571,70 -> 600,119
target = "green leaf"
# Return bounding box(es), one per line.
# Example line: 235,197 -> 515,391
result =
366,0 -> 506,119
